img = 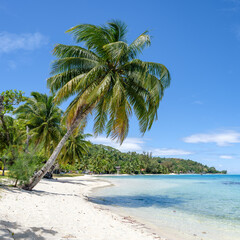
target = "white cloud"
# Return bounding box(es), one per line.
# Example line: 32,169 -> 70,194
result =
183,131 -> 240,146
88,136 -> 144,152
89,136 -> 192,157
151,148 -> 192,156
220,155 -> 233,159
0,32 -> 48,53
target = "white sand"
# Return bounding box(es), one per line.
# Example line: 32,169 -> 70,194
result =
0,176 -> 166,240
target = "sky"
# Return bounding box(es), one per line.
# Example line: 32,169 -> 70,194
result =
1,0 -> 240,173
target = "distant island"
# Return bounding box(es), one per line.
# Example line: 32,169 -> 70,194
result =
59,144 -> 227,175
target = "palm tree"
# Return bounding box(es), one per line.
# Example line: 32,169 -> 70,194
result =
23,20 -> 171,190
15,92 -> 62,156
59,127 -> 91,165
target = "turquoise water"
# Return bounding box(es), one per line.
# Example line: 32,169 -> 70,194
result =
91,175 -> 240,240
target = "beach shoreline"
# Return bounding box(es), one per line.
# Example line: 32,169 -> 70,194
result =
0,175 -> 168,240
89,176 -> 205,240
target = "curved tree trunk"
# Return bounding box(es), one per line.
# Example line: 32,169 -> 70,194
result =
2,159 -> 6,176
22,105 -> 94,190
25,126 -> 30,152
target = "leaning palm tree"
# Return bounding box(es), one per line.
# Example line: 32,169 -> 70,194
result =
15,92 -> 62,156
23,20 -> 171,190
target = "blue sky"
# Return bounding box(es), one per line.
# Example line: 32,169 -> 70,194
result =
1,0 -> 240,173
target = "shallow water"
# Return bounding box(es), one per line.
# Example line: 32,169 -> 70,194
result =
91,175 -> 240,240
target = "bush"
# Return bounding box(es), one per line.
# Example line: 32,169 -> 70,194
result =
59,163 -> 76,172
9,153 -> 42,186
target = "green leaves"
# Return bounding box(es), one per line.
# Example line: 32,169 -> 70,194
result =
53,44 -> 99,60
60,128 -> 92,165
15,92 -> 62,156
51,57 -> 98,75
9,153 -> 45,186
0,90 -> 26,115
103,41 -> 128,63
128,31 -> 151,59
48,20 -> 171,143
107,20 -> 128,42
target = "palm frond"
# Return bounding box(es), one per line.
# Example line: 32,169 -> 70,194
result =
128,32 -> 151,59
107,20 -> 128,42
48,20 -> 171,144
53,44 -> 99,60
103,41 -> 128,63
66,24 -> 111,52
51,57 -> 98,75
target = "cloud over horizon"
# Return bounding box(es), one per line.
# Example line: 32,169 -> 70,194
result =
0,32 -> 48,53
219,155 -> 233,159
89,136 -> 192,157
183,131 -> 240,146
88,136 -> 145,152
151,148 -> 192,156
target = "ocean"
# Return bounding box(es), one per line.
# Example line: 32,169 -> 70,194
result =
91,175 -> 240,240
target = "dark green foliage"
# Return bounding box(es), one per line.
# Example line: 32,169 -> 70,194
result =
0,90 -> 92,182
9,153 -> 45,186
15,92 -> 63,155
47,20 -> 171,143
0,90 -> 25,115
59,128 -> 91,165
73,144 -> 226,174
0,90 -> 26,176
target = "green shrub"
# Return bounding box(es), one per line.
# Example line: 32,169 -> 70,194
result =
9,153 -> 42,187
59,163 -> 76,172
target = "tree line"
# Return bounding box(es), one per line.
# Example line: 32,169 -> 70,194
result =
0,89 -> 226,187
70,144 -> 227,175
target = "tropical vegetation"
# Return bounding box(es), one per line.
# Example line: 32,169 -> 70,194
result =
0,20 -> 226,190
64,144 -> 226,175
23,20 -> 171,190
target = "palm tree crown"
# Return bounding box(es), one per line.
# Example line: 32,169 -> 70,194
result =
21,20 -> 171,191
15,92 -> 62,154
47,20 -> 171,143
60,127 -> 91,165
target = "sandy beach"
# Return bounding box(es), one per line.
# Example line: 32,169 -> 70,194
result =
0,176 -> 165,240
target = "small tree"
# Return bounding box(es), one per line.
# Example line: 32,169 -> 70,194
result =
0,90 -> 25,175
9,153 -> 44,187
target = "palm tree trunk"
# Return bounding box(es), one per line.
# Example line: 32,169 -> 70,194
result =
49,162 -> 58,174
25,126 -> 30,152
22,105 -> 94,190
0,114 -> 10,145
2,159 -> 6,176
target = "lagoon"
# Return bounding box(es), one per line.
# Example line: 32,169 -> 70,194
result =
92,175 -> 240,240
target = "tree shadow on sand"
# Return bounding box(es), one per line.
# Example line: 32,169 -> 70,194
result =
89,194 -> 184,208
0,180 -> 81,198
0,220 -> 58,240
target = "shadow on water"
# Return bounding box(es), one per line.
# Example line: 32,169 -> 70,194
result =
222,181 -> 240,185
89,194 -> 184,208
